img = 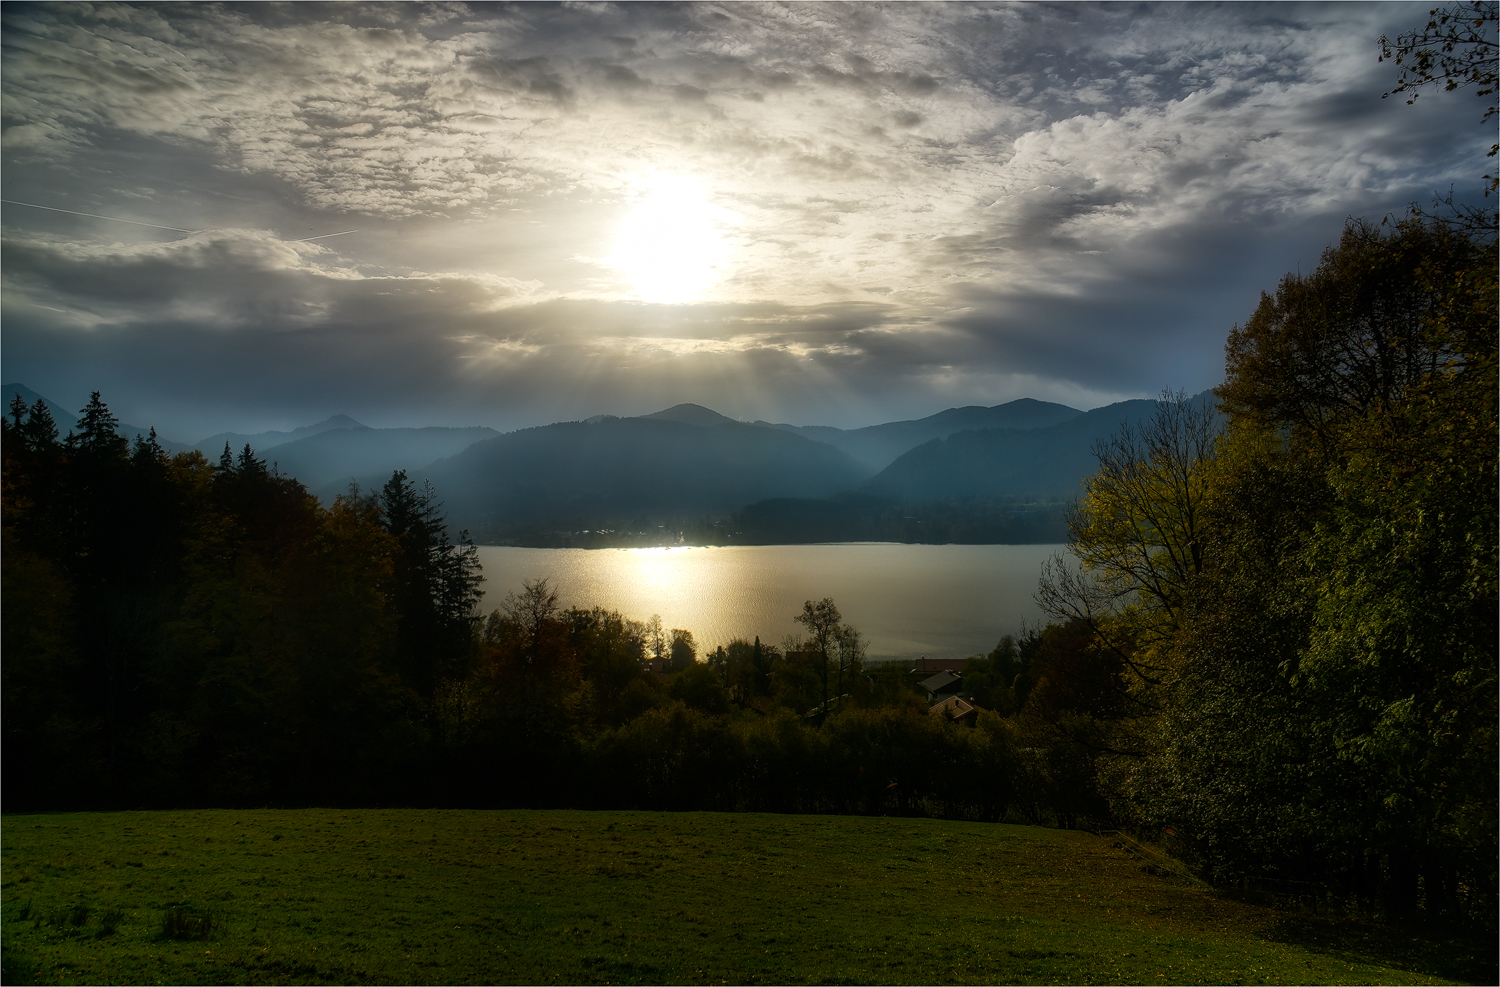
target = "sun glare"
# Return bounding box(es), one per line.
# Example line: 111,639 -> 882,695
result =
610,177 -> 729,304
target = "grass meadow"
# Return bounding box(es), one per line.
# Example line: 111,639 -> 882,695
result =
1,808 -> 1490,985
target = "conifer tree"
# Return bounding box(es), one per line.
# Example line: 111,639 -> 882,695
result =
380,470 -> 481,696
74,391 -> 127,459
22,399 -> 59,452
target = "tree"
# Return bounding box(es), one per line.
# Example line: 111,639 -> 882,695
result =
668,629 -> 697,673
1220,219 -> 1495,459
794,598 -> 842,719
832,623 -> 865,704
1037,390 -> 1220,693
644,614 -> 667,668
20,398 -> 58,452
380,469 -> 483,696
1380,1 -> 1498,197
667,661 -> 729,714
235,442 -> 268,480
722,636 -> 772,704
72,391 -> 127,459
1126,216 -> 1497,923
792,598 -> 865,720
502,577 -> 561,665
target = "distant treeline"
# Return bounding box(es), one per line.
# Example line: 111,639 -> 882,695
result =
726,495 -> 1069,545
474,495 -> 1068,548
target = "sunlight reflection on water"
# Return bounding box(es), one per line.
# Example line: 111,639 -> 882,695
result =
475,543 -> 1065,662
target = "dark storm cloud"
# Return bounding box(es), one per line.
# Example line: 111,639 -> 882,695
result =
2,2 -> 1492,435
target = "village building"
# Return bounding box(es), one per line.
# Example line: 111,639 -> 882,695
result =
918,669 -> 964,702
928,694 -> 979,724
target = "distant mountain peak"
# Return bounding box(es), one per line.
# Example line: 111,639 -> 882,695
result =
317,414 -> 368,430
638,403 -> 740,427
195,412 -> 369,453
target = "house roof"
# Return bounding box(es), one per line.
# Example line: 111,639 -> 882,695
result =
918,670 -> 962,693
929,695 -> 978,719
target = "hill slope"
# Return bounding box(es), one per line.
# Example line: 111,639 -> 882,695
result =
867,392 -> 1216,500
426,415 -> 874,538
758,397 -> 1083,472
195,414 -> 368,455
253,425 -> 501,493
4,808 -> 1475,986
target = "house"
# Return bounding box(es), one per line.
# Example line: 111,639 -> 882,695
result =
928,695 -> 978,724
918,669 -> 963,701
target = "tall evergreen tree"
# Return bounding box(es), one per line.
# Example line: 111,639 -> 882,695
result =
22,399 -> 59,452
380,470 -> 481,697
73,391 -> 127,458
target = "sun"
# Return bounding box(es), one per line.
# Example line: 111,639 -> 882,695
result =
610,177 -> 729,304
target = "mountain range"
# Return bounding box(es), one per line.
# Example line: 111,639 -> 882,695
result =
752,397 -> 1085,472
2,383 -> 1216,544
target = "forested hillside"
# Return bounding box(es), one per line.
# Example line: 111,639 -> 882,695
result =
271,425 -> 501,495
865,395 -> 1212,501
2,398 -> 482,808
425,415 -> 874,541
757,397 -> 1084,472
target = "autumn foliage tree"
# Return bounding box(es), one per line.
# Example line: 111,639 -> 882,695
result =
1048,216 -> 1497,924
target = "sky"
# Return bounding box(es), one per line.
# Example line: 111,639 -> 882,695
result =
2,1 -> 1492,442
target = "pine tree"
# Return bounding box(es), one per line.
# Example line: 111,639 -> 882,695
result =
74,392 -> 127,459
7,393 -> 27,430
235,443 -> 267,480
22,399 -> 59,452
379,470 -> 481,696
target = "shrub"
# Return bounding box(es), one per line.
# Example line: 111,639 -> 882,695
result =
159,904 -> 213,941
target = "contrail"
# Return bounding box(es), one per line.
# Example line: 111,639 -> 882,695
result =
2,198 -> 361,242
293,229 -> 360,241
1,198 -> 200,233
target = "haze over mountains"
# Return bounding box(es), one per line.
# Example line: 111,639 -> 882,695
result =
754,398 -> 1086,473
195,414 -> 371,456
868,398 -> 1178,501
4,382 -> 1215,543
424,415 -> 871,540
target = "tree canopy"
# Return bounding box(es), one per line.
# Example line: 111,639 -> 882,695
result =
1043,215 -> 1497,925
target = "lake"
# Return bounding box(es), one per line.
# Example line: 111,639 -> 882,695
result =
474,543 -> 1068,662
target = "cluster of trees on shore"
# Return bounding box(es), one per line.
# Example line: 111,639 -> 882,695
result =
2,399 -> 482,809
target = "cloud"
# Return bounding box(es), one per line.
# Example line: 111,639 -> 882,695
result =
2,1 -> 1489,437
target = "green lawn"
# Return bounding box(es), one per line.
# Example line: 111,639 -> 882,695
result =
0,809 -> 1488,985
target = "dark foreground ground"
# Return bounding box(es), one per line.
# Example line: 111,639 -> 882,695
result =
1,808 -> 1492,985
